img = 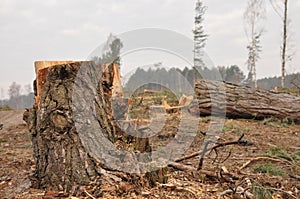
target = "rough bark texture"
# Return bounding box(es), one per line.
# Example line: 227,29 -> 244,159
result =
189,80 -> 300,122
24,62 -> 106,191
23,61 -> 162,193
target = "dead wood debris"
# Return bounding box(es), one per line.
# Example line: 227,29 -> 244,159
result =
167,135 -> 253,184
218,186 -> 253,199
175,134 -> 253,168
238,156 -> 292,171
289,174 -> 300,181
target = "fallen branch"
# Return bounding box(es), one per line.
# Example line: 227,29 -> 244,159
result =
175,134 -> 252,164
169,162 -> 197,172
169,162 -> 218,178
289,174 -> 300,181
175,151 -> 201,163
198,134 -> 253,169
239,157 -> 292,171
83,188 -> 96,199
169,162 -> 237,183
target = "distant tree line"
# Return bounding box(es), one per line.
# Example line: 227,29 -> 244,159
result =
125,65 -> 300,94
258,72 -> 300,90
0,82 -> 34,110
1,71 -> 298,110
125,65 -> 245,94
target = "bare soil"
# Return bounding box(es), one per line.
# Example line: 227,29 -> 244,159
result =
0,110 -> 300,198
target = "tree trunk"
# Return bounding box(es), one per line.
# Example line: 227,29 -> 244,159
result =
189,80 -> 300,122
23,61 -> 163,194
281,0 -> 288,88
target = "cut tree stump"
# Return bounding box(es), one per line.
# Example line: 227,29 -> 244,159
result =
189,80 -> 300,122
23,61 -> 165,193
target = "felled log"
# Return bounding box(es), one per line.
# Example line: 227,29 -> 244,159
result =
23,61 -> 164,193
189,80 -> 300,122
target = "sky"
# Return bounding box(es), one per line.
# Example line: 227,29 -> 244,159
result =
0,0 -> 300,99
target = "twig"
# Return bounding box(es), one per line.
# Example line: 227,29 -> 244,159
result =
289,174 -> 300,181
239,157 -> 292,171
169,162 -> 197,172
175,151 -> 201,162
176,134 -> 252,164
198,141 -> 211,170
218,189 -> 233,199
221,151 -> 232,164
169,162 -> 216,176
169,162 -> 237,182
218,186 -> 253,199
198,134 -> 252,169
220,169 -> 239,181
84,189 -> 96,199
252,186 -> 298,199
212,148 -> 219,164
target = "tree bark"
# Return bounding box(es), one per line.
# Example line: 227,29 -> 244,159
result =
281,0 -> 288,88
24,62 -> 102,191
189,80 -> 300,122
23,61 -> 163,193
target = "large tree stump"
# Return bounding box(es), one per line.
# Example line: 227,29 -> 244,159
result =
189,80 -> 300,122
23,61 -> 163,194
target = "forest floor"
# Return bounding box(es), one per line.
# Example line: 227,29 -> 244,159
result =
0,108 -> 299,199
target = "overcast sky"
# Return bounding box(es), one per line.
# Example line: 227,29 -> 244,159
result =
0,0 -> 299,98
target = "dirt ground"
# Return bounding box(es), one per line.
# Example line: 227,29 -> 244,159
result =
0,109 -> 300,198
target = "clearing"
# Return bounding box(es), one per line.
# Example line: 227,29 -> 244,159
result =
0,109 -> 299,198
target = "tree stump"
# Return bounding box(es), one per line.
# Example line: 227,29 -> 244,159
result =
24,61 -> 165,194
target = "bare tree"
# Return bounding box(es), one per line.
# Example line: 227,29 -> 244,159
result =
8,82 -> 21,109
244,0 -> 266,89
269,0 -> 292,88
193,0 -> 208,83
281,0 -> 288,88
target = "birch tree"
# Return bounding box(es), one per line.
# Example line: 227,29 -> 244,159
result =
244,0 -> 266,88
269,0 -> 290,88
